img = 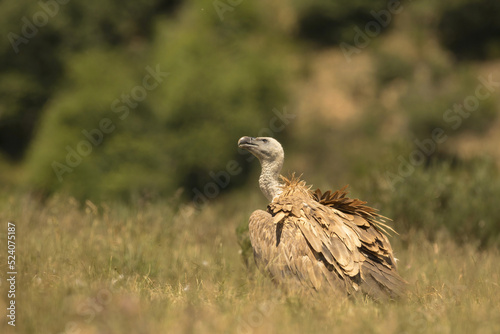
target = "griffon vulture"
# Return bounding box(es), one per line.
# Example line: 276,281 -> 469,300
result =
238,136 -> 406,300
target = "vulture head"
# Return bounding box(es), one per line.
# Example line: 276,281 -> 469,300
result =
238,136 -> 284,164
238,136 -> 284,201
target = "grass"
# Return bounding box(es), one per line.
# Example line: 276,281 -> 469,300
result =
1,190 -> 499,334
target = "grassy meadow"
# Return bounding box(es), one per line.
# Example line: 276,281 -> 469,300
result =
1,187 -> 499,334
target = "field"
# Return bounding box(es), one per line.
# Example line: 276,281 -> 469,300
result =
1,189 -> 499,334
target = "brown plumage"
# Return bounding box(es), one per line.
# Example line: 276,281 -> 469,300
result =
238,136 -> 406,300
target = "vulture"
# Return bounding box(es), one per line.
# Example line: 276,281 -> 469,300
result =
238,136 -> 406,300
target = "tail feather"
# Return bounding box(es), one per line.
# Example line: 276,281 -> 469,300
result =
360,260 -> 407,300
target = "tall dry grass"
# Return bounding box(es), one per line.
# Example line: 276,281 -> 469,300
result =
1,190 -> 499,334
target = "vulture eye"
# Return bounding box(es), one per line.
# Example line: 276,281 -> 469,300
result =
262,139 -> 269,143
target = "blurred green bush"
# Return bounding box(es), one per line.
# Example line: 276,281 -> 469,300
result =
293,0 -> 389,46
0,0 -> 181,160
23,0 -> 289,201
438,1 -> 500,60
374,158 -> 500,248
401,69 -> 498,141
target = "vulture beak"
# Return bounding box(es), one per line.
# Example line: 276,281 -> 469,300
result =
238,136 -> 257,149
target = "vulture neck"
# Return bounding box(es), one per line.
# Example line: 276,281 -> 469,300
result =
259,158 -> 283,202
